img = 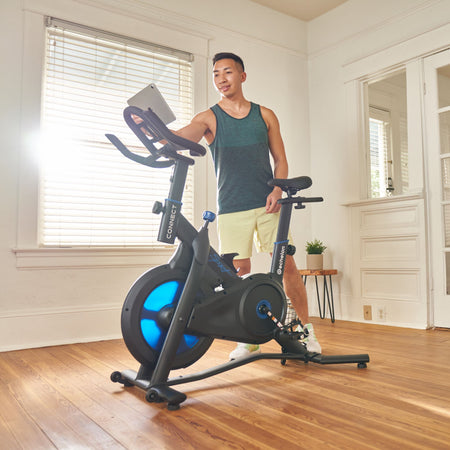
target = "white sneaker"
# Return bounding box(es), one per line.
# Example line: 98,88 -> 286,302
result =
302,323 -> 322,353
229,343 -> 261,360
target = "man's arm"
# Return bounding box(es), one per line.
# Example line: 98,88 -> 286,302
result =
174,110 -> 215,145
132,109 -> 214,145
261,107 -> 288,213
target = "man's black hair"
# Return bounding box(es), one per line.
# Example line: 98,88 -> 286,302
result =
213,52 -> 245,72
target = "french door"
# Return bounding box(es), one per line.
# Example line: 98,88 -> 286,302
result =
424,49 -> 450,327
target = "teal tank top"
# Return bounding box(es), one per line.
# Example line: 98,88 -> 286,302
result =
209,103 -> 273,215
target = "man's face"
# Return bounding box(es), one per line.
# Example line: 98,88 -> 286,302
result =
212,58 -> 246,97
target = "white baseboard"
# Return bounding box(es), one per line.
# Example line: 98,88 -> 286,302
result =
307,290 -> 428,329
0,304 -> 122,352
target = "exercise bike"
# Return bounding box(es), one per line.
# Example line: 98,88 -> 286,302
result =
106,105 -> 369,410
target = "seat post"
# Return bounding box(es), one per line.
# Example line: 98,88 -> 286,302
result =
270,200 -> 293,278
157,159 -> 190,244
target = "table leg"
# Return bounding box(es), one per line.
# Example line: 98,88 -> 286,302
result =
324,275 -> 335,323
314,275 -> 324,319
301,272 -> 336,322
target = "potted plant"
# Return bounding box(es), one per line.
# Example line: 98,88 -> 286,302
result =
305,239 -> 327,270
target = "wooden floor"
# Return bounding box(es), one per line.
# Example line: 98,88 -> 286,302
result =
1,319 -> 449,449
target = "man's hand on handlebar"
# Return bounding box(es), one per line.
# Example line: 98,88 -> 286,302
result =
131,113 -> 172,148
266,188 -> 282,214
131,112 -> 180,143
131,114 -> 152,137
125,106 -> 206,157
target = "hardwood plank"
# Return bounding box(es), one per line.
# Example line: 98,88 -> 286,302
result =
0,351 -> 122,449
0,409 -> 22,450
0,379 -> 54,449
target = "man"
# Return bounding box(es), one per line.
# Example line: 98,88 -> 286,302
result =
176,52 -> 321,358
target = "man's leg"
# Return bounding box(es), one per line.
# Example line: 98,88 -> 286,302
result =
254,211 -> 309,322
217,210 -> 262,359
228,257 -> 262,358
283,255 -> 308,323
255,209 -> 321,353
283,254 -> 321,353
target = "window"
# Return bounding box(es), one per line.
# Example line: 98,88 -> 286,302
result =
40,18 -> 193,247
364,69 -> 408,198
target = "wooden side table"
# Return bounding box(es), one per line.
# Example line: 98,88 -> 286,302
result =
299,269 -> 338,322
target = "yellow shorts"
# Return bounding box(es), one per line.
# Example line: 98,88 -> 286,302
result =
217,207 -> 293,259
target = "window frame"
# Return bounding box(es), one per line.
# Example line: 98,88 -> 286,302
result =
358,64 -> 418,200
40,18 -> 195,248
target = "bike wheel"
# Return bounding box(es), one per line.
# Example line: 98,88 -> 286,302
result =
121,265 -> 213,369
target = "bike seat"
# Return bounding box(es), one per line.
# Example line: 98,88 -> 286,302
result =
268,176 -> 312,192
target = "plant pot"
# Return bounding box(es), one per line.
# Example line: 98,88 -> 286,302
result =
306,254 -> 323,271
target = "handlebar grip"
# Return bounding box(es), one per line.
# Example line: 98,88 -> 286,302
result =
300,197 -> 324,203
123,107 -> 161,156
105,134 -> 174,169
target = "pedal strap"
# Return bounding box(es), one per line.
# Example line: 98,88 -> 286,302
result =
259,304 -> 307,339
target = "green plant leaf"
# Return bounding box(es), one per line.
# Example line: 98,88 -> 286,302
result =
305,238 -> 327,254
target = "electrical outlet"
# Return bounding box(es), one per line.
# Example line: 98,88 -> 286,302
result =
363,305 -> 372,320
377,307 -> 387,322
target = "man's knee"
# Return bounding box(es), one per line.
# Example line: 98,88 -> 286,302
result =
234,258 -> 251,276
283,256 -> 306,296
283,255 -> 299,276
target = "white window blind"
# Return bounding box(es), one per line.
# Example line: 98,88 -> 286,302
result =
399,113 -> 409,193
40,18 -> 194,247
369,107 -> 392,198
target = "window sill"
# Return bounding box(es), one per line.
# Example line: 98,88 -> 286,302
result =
342,191 -> 424,207
12,246 -> 173,270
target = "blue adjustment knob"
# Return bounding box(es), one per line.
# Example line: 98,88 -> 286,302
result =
202,211 -> 216,223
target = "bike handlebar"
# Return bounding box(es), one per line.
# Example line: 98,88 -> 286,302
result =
105,106 -> 206,169
124,106 -> 206,157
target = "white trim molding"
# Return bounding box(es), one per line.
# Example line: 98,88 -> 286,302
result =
12,247 -> 172,269
0,304 -> 122,351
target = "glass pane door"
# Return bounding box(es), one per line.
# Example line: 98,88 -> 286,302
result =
439,66 -> 450,296
424,48 -> 450,326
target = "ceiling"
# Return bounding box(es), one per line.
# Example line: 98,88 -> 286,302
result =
249,0 -> 349,21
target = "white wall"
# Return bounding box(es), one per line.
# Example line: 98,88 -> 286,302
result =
0,0 -> 310,350
307,0 -> 450,326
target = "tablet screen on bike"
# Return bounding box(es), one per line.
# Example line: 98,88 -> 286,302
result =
127,83 -> 176,125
